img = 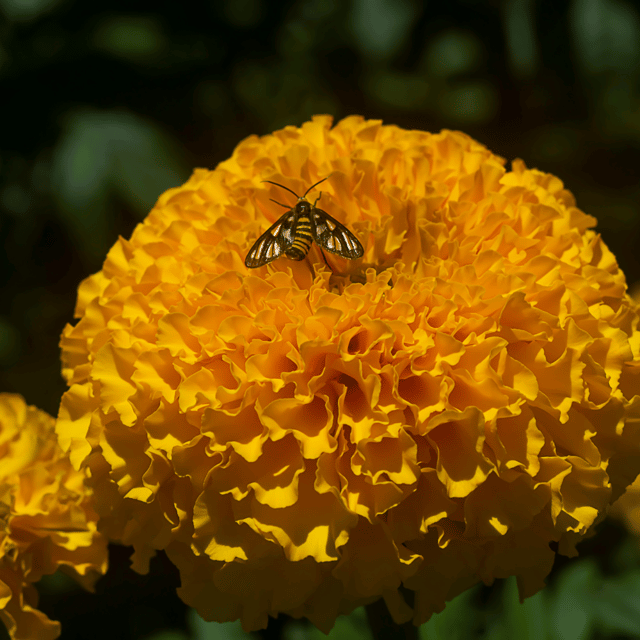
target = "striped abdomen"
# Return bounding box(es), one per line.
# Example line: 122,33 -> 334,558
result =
285,214 -> 313,260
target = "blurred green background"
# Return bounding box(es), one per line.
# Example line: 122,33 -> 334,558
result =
3,0 -> 640,638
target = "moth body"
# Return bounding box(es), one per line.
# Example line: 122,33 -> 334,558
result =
245,179 -> 364,269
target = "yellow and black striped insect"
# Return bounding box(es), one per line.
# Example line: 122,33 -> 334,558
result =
245,178 -> 364,268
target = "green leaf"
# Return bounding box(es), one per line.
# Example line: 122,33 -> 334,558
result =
420,585 -> 481,640
288,607 -> 371,640
187,609 -> 253,639
549,560 -> 599,640
51,108 -> 188,261
325,607 -> 371,640
484,578 -> 547,640
595,572 -> 640,636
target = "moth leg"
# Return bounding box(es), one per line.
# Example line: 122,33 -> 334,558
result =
319,248 -> 334,274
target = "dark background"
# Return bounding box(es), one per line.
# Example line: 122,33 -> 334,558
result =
3,0 -> 640,638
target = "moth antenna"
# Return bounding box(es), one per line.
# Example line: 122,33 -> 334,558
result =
303,177 -> 329,198
270,198 -> 290,209
262,180 -> 300,199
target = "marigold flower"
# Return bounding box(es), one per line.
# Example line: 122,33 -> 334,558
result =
0,393 -> 108,640
57,115 -> 640,631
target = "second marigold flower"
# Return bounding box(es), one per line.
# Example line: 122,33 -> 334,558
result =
0,394 -> 108,640
56,115 -> 640,632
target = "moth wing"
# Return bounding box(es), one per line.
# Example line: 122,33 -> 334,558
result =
245,211 -> 298,268
310,207 -> 364,259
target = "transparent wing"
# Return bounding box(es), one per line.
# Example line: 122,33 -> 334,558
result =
309,208 -> 364,259
245,211 -> 298,268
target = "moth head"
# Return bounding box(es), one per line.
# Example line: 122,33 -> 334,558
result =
297,199 -> 312,214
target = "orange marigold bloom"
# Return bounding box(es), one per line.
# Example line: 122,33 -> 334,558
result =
0,393 -> 108,640
57,116 -> 640,631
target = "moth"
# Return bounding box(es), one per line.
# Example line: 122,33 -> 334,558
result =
244,178 -> 364,268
